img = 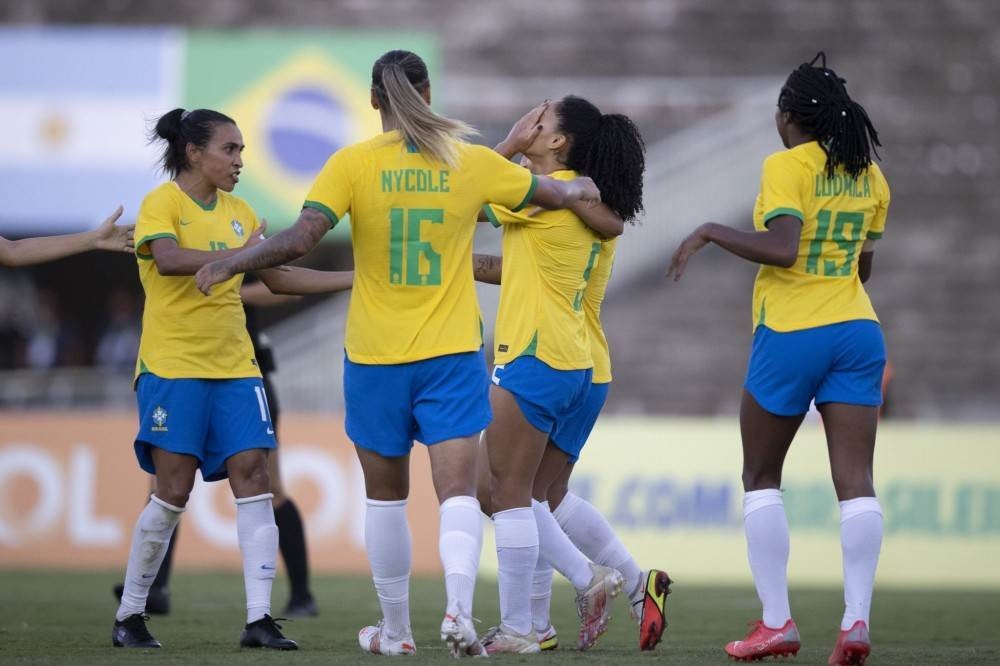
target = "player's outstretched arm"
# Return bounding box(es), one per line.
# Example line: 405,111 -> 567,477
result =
530,175 -> 602,213
666,216 -> 802,282
257,266 -> 354,295
568,200 -> 624,238
473,253 -> 502,285
0,206 -> 134,267
195,209 -> 328,295
150,219 -> 269,277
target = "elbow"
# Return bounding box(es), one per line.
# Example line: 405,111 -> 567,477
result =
155,259 -> 181,276
776,243 -> 799,268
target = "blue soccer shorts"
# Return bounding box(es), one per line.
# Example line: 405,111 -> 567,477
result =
134,374 -> 277,482
550,381 -> 610,462
745,319 -> 886,417
491,355 -> 593,436
344,348 -> 492,458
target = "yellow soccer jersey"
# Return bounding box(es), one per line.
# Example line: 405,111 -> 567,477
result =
485,170 -> 601,371
304,130 -> 537,364
751,141 -> 890,332
583,238 -> 616,383
134,182 -> 261,380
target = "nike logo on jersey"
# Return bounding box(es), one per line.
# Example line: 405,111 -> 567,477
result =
179,219 -> 193,226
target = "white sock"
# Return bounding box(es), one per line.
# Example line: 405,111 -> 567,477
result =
366,498 -> 412,639
531,560 -> 554,633
236,492 -> 278,624
552,492 -> 644,601
532,499 -> 593,590
439,495 -> 482,617
744,489 -> 791,628
840,497 -> 883,630
493,507 -> 538,636
116,495 -> 184,621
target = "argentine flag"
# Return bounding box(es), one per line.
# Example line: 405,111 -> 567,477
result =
0,27 -> 181,235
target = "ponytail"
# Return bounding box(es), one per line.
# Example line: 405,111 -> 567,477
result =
150,107 -> 235,177
556,96 -> 645,223
372,50 -> 477,168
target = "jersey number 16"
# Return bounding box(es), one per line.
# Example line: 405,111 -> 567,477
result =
389,207 -> 443,286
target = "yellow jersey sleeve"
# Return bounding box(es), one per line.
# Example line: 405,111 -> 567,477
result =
135,188 -> 180,259
482,202 -> 543,228
303,147 -> 356,228
465,146 -> 538,213
868,166 -> 890,239
756,151 -> 808,229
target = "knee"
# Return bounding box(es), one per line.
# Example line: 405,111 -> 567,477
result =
831,469 -> 874,501
489,476 -> 530,513
155,478 -> 194,508
231,457 -> 271,496
741,466 -> 781,492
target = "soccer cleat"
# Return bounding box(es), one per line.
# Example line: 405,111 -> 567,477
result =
112,582 -> 170,615
575,562 -> 624,650
440,613 -> 486,658
283,595 -> 318,618
537,624 -> 559,651
239,615 -> 298,650
359,621 -> 417,656
636,569 -> 673,651
725,618 -> 801,661
828,620 -> 871,665
112,613 -> 161,648
479,625 -> 541,654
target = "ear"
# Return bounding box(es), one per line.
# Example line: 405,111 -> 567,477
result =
548,133 -> 568,152
370,88 -> 380,111
185,141 -> 200,166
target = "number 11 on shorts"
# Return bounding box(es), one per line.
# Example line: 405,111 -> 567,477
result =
254,385 -> 274,434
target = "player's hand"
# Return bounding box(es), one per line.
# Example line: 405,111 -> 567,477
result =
244,218 -> 268,249
571,176 -> 601,208
92,205 -> 134,253
666,225 -> 711,282
495,101 -> 549,158
195,259 -> 234,295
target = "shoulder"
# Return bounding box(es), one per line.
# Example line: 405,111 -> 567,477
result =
762,148 -> 805,171
140,182 -> 180,211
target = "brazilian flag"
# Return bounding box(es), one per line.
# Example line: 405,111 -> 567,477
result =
184,30 -> 438,237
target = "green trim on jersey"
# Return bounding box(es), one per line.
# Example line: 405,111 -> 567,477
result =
511,174 -> 539,213
136,232 -> 179,260
757,298 -> 767,328
483,204 -> 501,228
517,331 -> 538,358
867,230 -> 883,239
763,207 -> 804,224
183,191 -> 218,211
303,200 -> 340,229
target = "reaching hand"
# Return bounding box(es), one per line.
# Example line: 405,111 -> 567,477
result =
497,101 -> 549,158
195,260 -> 234,295
244,219 -> 268,249
93,206 -> 134,253
571,176 -> 601,208
666,225 -> 711,282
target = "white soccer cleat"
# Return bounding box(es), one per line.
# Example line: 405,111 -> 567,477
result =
358,621 -> 416,656
576,562 -> 624,650
479,625 -> 541,655
440,613 -> 487,658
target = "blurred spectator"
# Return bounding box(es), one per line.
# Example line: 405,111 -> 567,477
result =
25,288 -> 85,368
95,288 -> 141,373
0,268 -> 39,368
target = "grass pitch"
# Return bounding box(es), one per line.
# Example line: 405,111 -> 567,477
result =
0,570 -> 997,664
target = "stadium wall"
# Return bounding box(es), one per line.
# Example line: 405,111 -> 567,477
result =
1,412 -> 997,588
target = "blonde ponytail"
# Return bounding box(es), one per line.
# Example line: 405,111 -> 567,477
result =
379,62 -> 477,168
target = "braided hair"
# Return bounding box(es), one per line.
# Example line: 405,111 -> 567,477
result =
778,52 -> 881,179
555,95 -> 645,223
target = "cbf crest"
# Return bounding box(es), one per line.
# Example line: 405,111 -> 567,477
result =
231,219 -> 244,237
151,406 -> 168,432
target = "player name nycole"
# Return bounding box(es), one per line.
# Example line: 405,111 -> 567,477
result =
381,168 -> 450,193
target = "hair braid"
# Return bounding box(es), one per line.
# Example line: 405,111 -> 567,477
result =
778,52 -> 881,179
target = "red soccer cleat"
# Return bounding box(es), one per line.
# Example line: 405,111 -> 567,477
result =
828,620 -> 870,665
725,618 -> 801,661
637,569 -> 673,651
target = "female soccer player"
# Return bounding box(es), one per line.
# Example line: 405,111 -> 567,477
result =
194,50 -> 600,658
473,96 -> 660,653
667,53 -> 889,665
112,107 -> 352,651
0,206 -> 132,267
